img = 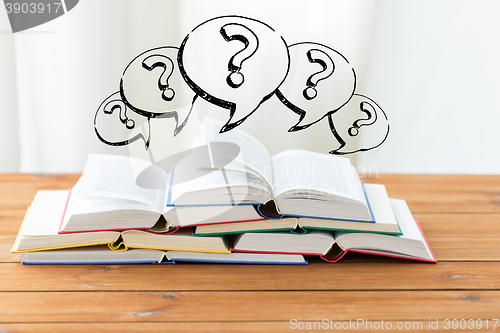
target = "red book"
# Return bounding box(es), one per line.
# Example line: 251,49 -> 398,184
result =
231,198 -> 437,263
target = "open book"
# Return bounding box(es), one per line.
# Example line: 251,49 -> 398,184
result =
11,190 -> 229,254
194,183 -> 401,235
58,153 -> 264,233
22,245 -> 307,265
168,118 -> 375,222
61,116 -> 378,232
232,198 -> 436,263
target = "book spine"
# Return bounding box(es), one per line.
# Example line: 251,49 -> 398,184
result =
256,198 -> 284,219
320,250 -> 348,263
145,227 -> 180,235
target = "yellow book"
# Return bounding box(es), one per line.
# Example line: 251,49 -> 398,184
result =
11,190 -> 229,254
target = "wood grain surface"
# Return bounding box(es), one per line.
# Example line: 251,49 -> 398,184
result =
0,174 -> 499,332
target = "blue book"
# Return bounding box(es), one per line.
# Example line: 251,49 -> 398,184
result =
194,184 -> 402,236
166,118 -> 377,223
21,246 -> 307,265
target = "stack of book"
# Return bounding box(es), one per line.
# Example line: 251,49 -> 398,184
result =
11,120 -> 436,265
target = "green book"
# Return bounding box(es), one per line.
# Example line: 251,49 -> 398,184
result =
194,184 -> 402,236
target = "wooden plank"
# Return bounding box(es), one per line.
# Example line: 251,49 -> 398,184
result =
416,213 -> 500,237
1,174 -> 500,212
0,237 -> 23,263
0,291 -> 498,323
0,261 -> 498,292
363,174 -> 500,213
2,321 -> 496,333
415,213 -> 500,260
0,323 -> 285,333
427,236 -> 500,261
2,212 -> 500,262
0,210 -> 29,263
0,210 -> 26,235
0,174 -> 79,210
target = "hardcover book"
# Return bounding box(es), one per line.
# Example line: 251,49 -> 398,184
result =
59,153 -> 264,233
11,190 -> 230,254
22,245 -> 307,265
168,118 -> 376,223
194,183 -> 401,236
231,198 -> 436,263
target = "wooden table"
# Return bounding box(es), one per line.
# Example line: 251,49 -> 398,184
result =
0,174 -> 499,332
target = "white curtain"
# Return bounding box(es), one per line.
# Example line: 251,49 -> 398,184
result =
1,0 -> 499,174
0,10 -> 20,171
358,0 -> 500,174
1,0 -> 373,172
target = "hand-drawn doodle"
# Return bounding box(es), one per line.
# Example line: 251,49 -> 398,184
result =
94,92 -> 151,149
120,46 -> 197,136
141,54 -> 176,102
302,49 -> 335,100
276,42 -> 356,131
95,16 -> 390,156
178,15 -> 290,133
219,23 -> 259,89
328,94 -> 390,155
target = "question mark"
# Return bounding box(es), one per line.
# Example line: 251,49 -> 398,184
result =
142,54 -> 176,102
348,101 -> 378,136
103,99 -> 135,130
303,49 -> 335,100
220,23 -> 259,89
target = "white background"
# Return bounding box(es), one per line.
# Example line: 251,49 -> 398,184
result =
0,0 -> 499,174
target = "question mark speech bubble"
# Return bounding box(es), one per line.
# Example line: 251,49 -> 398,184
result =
178,15 -> 290,133
328,94 -> 389,155
141,54 -> 176,102
302,49 -> 335,100
94,92 -> 151,149
348,100 -> 378,137
276,42 -> 356,132
220,23 -> 259,88
120,46 -> 197,136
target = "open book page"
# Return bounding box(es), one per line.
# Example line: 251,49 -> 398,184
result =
21,190 -> 69,236
363,184 -> 398,227
387,198 -> 424,241
22,246 -> 166,264
203,117 -> 273,187
76,154 -> 167,212
68,196 -> 162,215
334,199 -> 434,260
270,150 -> 365,203
233,230 -> 335,255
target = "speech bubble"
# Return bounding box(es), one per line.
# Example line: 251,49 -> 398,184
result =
328,94 -> 389,155
178,15 -> 290,133
120,46 -> 197,136
276,42 -> 356,131
94,91 -> 151,149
